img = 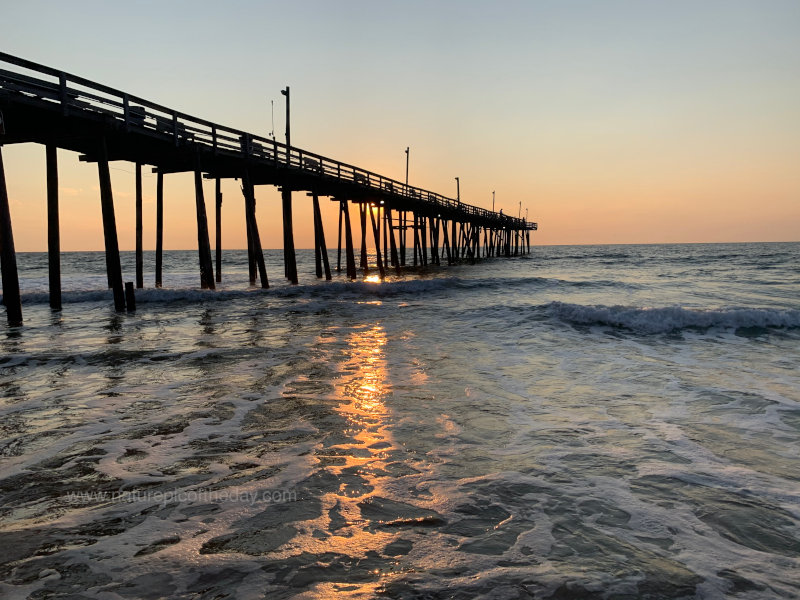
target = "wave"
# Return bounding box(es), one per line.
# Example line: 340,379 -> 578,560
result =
4,275 -> 637,306
546,302 -> 800,334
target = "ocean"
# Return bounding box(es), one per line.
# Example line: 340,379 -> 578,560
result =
1,242 -> 799,599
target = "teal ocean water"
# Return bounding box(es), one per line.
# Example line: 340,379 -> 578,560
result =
1,242 -> 799,599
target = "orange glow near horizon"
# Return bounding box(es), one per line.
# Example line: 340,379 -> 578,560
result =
2,138 -> 797,253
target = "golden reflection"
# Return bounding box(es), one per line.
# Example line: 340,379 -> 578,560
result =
342,323 -> 389,427
363,274 -> 382,284
281,324 -> 400,593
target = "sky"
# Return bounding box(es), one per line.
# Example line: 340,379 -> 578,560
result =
1,0 -> 798,250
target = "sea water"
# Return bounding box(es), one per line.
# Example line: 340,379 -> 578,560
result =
0,242 -> 798,599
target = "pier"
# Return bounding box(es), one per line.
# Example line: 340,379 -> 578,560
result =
0,52 -> 537,326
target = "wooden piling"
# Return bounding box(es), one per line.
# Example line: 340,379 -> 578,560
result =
97,139 -> 126,312
244,179 -> 256,285
387,208 -> 399,273
368,202 -> 385,280
215,177 -> 222,283
0,146 -> 22,326
442,218 -> 452,265
382,205 -> 388,270
135,162 -> 143,288
342,200 -> 357,279
451,220 -> 457,262
125,281 -> 136,312
432,217 -> 440,265
412,213 -> 420,267
359,203 -> 368,273
46,144 -> 61,311
155,172 -> 163,288
282,187 -> 298,284
420,215 -> 428,266
336,201 -> 343,271
312,192 -> 331,280
242,169 -> 269,288
314,198 -> 322,278
193,162 -> 215,289
399,211 -> 407,266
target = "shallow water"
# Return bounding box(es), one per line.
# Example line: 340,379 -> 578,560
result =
1,243 -> 799,599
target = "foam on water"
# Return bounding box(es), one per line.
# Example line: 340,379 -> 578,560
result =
546,302 -> 800,334
1,243 -> 799,599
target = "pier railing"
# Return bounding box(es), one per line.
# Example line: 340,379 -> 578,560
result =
0,52 -> 536,230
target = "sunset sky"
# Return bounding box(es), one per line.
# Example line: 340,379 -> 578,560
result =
2,0 -> 798,251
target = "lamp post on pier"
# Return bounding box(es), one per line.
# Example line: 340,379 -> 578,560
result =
492,190 -> 495,212
405,147 -> 409,185
281,86 -> 290,148
280,85 -> 297,283
455,177 -> 460,203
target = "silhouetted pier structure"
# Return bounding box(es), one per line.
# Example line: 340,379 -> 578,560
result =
0,52 -> 537,326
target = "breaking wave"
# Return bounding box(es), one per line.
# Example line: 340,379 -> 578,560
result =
546,302 -> 800,334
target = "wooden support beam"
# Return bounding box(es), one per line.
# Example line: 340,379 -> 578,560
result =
451,219 -> 457,263
135,162 -> 143,288
46,144 -> 61,311
336,201 -> 343,272
359,202 -> 369,273
399,211 -> 407,266
312,192 -> 331,280
155,172 -> 163,287
282,187 -> 298,284
0,146 -> 22,326
242,170 -> 269,288
420,215 -> 428,266
215,177 -> 222,283
245,179 -> 256,285
97,138 -> 126,312
342,200 -> 357,279
387,207 -> 400,273
125,281 -> 136,312
432,218 -> 440,266
314,198 -> 322,278
382,204 -> 388,270
193,162 -> 215,289
412,213 -> 420,267
442,218 -> 452,265
368,202 -> 385,280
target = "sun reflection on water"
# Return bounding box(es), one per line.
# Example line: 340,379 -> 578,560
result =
347,324 -> 388,416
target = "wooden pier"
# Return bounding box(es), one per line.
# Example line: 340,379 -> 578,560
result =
0,52 -> 537,325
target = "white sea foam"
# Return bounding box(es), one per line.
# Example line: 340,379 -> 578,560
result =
547,301 -> 800,333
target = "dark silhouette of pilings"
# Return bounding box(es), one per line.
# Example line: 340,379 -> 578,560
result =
46,144 -> 61,311
242,169 -> 268,288
215,177 -> 222,283
155,172 -> 164,288
282,187 -> 298,284
341,199 -> 357,279
312,192 -> 331,280
368,203 -> 385,279
135,162 -> 143,288
0,146 -> 22,326
193,161 -> 215,289
97,138 -> 126,312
